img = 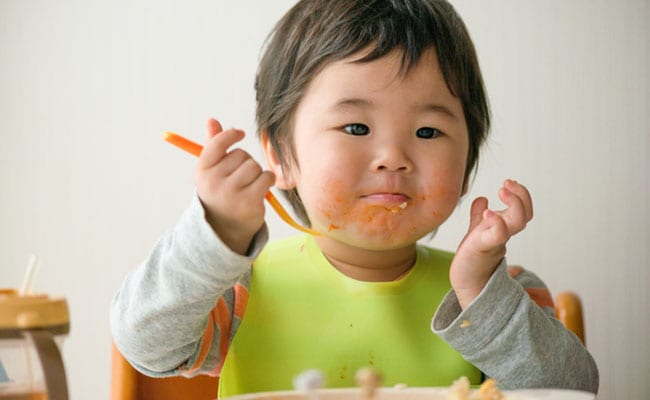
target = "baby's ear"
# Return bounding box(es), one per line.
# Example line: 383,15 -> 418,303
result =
261,130 -> 296,189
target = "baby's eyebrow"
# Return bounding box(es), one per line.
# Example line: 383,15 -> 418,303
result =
329,97 -> 373,112
414,102 -> 460,120
329,97 -> 460,121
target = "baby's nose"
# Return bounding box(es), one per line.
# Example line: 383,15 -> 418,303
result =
369,143 -> 413,172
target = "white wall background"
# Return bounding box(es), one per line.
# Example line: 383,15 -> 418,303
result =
0,1 -> 647,399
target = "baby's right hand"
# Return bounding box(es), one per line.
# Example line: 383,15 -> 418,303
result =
195,118 -> 275,255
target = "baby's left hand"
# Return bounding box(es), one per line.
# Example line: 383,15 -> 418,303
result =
450,179 -> 533,309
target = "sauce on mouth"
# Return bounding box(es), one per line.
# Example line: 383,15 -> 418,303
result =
316,180 -> 415,234
321,201 -> 410,235
317,179 -> 452,236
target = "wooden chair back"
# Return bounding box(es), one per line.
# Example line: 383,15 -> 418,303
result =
555,291 -> 586,344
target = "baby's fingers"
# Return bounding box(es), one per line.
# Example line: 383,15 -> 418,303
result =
228,157 -> 271,191
504,179 -> 533,221
478,209 -> 510,249
467,197 -> 488,233
199,128 -> 245,168
498,180 -> 532,234
497,187 -> 527,235
206,118 -> 223,139
243,170 -> 276,200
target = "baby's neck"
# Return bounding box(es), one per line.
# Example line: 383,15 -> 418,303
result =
314,237 -> 417,282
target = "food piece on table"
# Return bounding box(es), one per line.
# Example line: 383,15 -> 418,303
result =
355,367 -> 383,398
447,376 -> 471,400
446,376 -> 505,400
473,378 -> 504,400
293,369 -> 325,391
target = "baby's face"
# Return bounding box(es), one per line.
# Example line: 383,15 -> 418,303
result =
272,48 -> 468,250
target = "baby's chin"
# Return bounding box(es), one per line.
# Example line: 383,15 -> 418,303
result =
319,222 -> 433,251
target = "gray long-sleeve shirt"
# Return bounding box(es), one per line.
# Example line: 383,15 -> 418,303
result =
110,194 -> 598,393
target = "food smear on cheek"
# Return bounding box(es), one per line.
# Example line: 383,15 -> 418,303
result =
417,185 -> 460,221
316,179 -> 348,232
314,180 -> 460,239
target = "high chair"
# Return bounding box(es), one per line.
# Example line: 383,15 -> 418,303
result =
554,291 -> 586,344
110,343 -> 218,400
110,291 -> 586,399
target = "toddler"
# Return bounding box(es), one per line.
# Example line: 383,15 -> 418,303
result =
111,0 -> 598,397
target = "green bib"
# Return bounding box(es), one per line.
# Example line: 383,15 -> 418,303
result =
218,235 -> 479,397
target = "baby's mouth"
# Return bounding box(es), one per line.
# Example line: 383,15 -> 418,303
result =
360,193 -> 411,212
361,192 -> 410,203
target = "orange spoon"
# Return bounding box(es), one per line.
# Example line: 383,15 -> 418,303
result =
163,131 -> 321,236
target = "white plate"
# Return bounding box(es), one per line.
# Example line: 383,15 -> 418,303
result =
505,388 -> 596,400
226,387 -> 596,400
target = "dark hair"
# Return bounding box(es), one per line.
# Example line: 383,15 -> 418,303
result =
255,0 -> 490,225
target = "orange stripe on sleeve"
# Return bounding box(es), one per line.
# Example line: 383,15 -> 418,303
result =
181,312 -> 215,376
233,283 -> 249,320
210,297 -> 233,375
206,286 -> 248,376
525,287 -> 555,309
507,266 -> 524,278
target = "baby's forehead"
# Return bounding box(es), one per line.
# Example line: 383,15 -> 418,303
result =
302,47 -> 452,100
325,44 -> 441,76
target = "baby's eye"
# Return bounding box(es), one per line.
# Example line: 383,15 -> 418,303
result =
415,127 -> 442,139
343,123 -> 370,136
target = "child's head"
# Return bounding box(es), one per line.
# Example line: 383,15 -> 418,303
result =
256,0 -> 489,228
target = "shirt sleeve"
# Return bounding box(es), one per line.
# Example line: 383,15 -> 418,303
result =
109,193 -> 268,377
432,260 -> 599,394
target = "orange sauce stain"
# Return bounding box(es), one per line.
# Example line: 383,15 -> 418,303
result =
318,179 -> 457,236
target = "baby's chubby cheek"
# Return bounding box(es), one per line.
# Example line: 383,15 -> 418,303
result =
307,180 -> 351,232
